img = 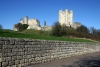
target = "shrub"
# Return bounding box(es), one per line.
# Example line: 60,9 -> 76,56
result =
51,22 -> 71,37
51,22 -> 62,36
61,24 -> 67,36
22,24 -> 29,30
15,23 -> 28,31
77,25 -> 89,34
15,23 -> 23,31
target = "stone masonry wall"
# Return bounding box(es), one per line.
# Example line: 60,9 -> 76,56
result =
0,37 -> 100,67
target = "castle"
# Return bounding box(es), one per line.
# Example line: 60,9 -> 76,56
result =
13,16 -> 52,31
19,16 -> 41,30
13,9 -> 81,31
59,9 -> 81,29
59,9 -> 73,26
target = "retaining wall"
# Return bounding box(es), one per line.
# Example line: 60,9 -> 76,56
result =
0,37 -> 100,67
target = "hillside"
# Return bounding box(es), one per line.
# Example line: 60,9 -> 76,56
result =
0,29 -> 97,42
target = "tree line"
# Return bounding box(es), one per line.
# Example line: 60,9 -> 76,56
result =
51,22 -> 100,42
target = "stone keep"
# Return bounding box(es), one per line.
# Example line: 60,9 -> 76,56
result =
20,16 -> 28,24
13,16 -> 52,31
24,16 -> 28,24
20,16 -> 41,30
59,9 -> 73,26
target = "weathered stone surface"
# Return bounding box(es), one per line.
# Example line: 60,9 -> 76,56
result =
19,59 -> 24,64
9,61 -> 15,65
0,37 -> 100,67
6,57 -> 12,62
0,62 -> 1,67
0,58 -> 1,62
2,62 -> 8,67
15,60 -> 20,65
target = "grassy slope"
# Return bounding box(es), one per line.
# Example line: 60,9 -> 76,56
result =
0,29 -> 96,42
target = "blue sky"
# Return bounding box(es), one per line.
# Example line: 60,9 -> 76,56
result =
0,0 -> 100,30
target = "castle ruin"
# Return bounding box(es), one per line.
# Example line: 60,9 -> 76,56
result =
59,9 -> 73,26
13,9 -> 81,31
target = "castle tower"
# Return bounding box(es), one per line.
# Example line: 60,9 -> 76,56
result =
65,9 -> 68,25
59,10 -> 66,25
20,19 -> 24,24
59,9 -> 73,26
59,10 -> 62,25
24,16 -> 28,24
69,10 -> 73,26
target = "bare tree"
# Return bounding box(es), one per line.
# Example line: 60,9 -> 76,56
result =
0,24 -> 3,29
44,21 -> 46,27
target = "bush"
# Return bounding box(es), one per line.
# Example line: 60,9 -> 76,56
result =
15,23 -> 28,31
66,27 -> 76,35
51,22 -> 69,37
77,25 -> 89,34
61,24 -> 67,36
22,24 -> 29,30
51,22 -> 62,36
15,23 -> 23,31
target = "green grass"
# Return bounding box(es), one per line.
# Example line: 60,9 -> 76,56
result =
0,29 -> 96,42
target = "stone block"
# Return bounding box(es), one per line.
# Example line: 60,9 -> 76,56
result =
0,62 -> 1,67
0,58 -> 2,62
0,53 -> 2,58
24,59 -> 29,63
12,48 -> 18,52
27,55 -> 31,59
20,59 -> 24,64
6,57 -> 12,62
17,56 -> 23,60
2,62 -> 8,67
11,56 -> 17,61
7,66 -> 10,67
23,55 -> 27,59
24,48 -> 28,52
7,53 -> 12,57
14,41 -> 19,45
0,41 -> 5,45
2,52 -> 8,57
15,60 -> 20,65
2,57 -> 6,62
10,40 -> 15,45
29,58 -> 32,62
17,64 -> 22,67
24,52 -> 29,55
11,65 -> 16,67
9,61 -> 15,66
20,52 -> 24,56
18,49 -> 23,52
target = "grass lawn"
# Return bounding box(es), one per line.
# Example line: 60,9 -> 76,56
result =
0,29 -> 96,42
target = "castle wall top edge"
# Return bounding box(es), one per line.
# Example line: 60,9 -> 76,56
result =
59,9 -> 73,12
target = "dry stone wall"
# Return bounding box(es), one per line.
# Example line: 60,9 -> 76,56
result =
0,37 -> 100,67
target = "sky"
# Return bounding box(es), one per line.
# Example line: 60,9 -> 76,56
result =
0,0 -> 100,30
